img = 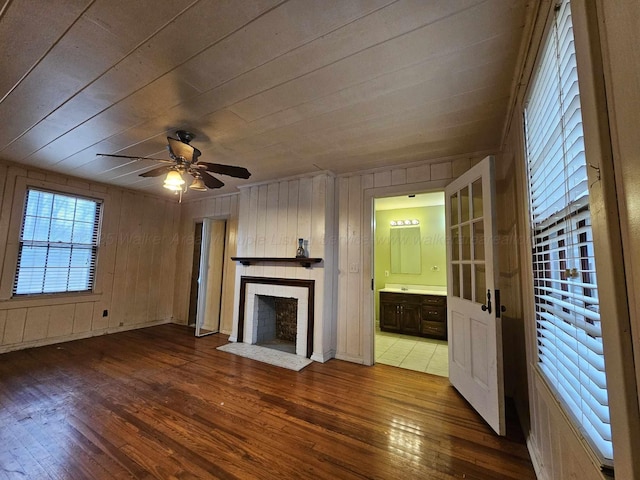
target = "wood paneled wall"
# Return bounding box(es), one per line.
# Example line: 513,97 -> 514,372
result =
231,173 -> 336,362
0,161 -> 179,353
334,157 -> 476,364
495,155 -> 528,405
172,194 -> 239,335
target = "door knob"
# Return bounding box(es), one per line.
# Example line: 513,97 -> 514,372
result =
481,290 -> 492,314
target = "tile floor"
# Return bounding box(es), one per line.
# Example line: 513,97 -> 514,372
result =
375,331 -> 449,377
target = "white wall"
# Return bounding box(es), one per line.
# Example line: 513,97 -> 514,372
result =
230,172 -> 336,362
0,161 -> 179,352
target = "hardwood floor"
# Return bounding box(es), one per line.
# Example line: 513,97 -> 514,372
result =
0,324 -> 536,479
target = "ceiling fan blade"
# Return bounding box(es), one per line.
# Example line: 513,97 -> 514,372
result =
139,166 -> 174,178
167,137 -> 201,163
96,153 -> 173,163
199,171 -> 225,189
198,162 -> 251,179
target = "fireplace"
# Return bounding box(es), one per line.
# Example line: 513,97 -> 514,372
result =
255,295 -> 298,353
235,277 -> 314,358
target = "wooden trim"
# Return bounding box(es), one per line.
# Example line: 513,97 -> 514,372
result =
0,175 -> 111,301
236,276 -> 315,358
571,1 -> 640,476
361,180 -> 451,366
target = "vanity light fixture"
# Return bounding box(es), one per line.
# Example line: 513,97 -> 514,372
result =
390,219 -> 419,226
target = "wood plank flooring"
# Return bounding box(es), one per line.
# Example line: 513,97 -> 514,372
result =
0,324 -> 536,479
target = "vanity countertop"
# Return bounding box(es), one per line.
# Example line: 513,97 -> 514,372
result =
379,285 -> 447,296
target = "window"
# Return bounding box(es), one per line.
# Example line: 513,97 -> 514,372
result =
524,0 -> 612,464
13,188 -> 102,295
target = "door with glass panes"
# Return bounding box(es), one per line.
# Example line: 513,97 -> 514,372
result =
445,155 -> 505,435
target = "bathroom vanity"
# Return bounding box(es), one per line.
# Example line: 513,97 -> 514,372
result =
379,286 -> 447,340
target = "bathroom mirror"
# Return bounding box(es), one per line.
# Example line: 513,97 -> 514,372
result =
390,226 -> 421,274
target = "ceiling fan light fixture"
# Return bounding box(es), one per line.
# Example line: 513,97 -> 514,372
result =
189,177 -> 208,191
99,129 -> 249,195
163,170 -> 185,188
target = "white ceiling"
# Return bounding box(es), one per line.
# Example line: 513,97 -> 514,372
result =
0,0 -> 530,197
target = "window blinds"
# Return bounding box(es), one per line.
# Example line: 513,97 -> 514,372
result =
524,0 -> 612,463
14,188 -> 102,295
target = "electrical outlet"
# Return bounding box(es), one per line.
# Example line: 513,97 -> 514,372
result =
349,263 -> 359,273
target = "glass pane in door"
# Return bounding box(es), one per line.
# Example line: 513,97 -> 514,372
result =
472,179 -> 483,219
462,264 -> 472,301
451,227 -> 460,261
452,264 -> 460,298
473,221 -> 485,261
461,224 -> 471,261
460,186 -> 470,223
450,192 -> 459,225
475,264 -> 486,305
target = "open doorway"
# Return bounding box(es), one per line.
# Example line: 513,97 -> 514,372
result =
187,218 -> 227,337
373,192 -> 448,376
188,222 -> 203,328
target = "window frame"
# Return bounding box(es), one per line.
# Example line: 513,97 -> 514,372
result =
0,178 -> 107,303
522,0 -> 613,467
12,187 -> 103,297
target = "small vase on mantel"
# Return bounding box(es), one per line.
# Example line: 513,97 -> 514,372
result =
296,238 -> 306,258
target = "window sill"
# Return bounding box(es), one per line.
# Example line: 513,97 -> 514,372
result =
1,291 -> 103,308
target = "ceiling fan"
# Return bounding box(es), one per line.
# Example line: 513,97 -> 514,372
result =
97,130 -> 251,192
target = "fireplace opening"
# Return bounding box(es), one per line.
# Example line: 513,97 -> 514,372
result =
255,295 -> 298,354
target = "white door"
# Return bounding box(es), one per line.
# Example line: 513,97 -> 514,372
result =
195,218 -> 226,337
445,155 -> 505,435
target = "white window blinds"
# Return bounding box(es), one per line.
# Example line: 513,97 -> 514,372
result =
524,0 -> 612,463
14,188 -> 102,295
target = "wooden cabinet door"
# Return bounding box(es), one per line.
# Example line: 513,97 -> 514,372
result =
380,302 -> 400,331
401,303 -> 421,335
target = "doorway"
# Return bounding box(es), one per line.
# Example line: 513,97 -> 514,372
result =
187,218 -> 227,337
373,192 -> 448,377
188,222 -> 203,328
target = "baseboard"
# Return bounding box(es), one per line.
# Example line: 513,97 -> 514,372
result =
311,349 -> 335,363
334,352 -> 365,364
0,318 -> 171,354
526,435 -> 547,480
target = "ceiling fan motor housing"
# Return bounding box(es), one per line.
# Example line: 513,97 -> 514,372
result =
176,130 -> 195,144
